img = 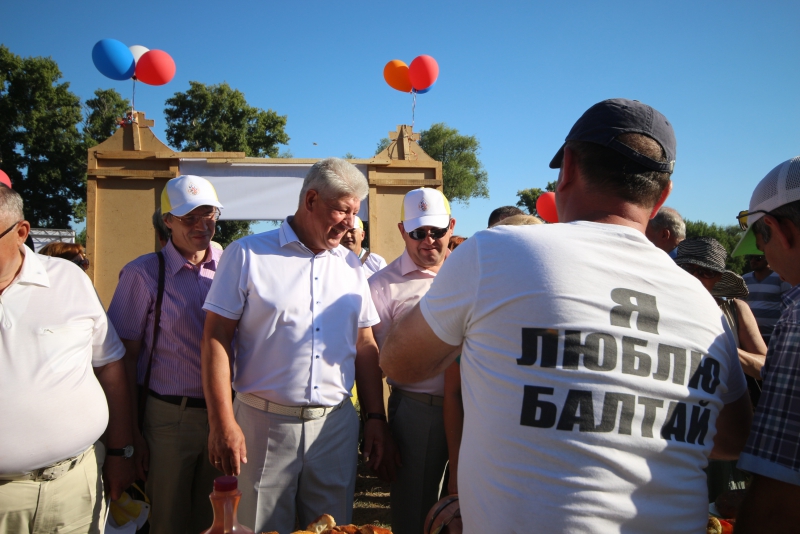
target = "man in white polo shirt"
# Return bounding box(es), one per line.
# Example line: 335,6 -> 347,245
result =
201,158 -> 393,534
0,186 -> 134,532
341,215 -> 387,278
369,188 -> 456,534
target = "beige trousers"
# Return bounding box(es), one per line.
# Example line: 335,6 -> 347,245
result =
143,395 -> 220,534
0,443 -> 105,534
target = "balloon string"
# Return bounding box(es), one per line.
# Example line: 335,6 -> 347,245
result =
132,78 -> 136,115
411,90 -> 416,130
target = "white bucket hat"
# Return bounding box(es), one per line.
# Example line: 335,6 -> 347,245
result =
161,175 -> 223,217
401,188 -> 451,232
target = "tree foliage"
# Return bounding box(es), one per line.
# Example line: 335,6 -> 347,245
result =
164,81 -> 290,247
684,220 -> 747,274
0,45 -> 85,227
516,181 -> 557,218
83,88 -> 129,147
374,124 -> 489,203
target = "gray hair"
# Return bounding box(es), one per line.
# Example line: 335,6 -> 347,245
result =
0,186 -> 24,225
650,206 -> 685,239
298,158 -> 369,207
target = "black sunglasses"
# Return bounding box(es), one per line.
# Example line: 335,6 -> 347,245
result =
408,226 -> 449,241
0,220 -> 21,240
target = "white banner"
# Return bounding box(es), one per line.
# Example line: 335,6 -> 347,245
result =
178,160 -> 369,221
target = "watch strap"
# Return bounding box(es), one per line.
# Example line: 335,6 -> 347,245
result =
366,412 -> 386,422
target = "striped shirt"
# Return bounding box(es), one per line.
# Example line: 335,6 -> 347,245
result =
739,285 -> 800,486
743,270 -> 791,339
107,240 -> 221,398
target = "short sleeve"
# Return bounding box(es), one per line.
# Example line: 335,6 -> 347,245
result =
419,235 -> 481,346
358,270 -> 379,329
107,263 -> 153,341
84,276 -> 125,367
204,241 -> 248,320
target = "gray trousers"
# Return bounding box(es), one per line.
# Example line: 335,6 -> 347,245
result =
388,391 -> 449,534
234,398 -> 359,534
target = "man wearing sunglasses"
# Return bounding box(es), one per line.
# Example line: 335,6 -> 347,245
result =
107,175 -> 224,534
730,156 -> 800,532
0,185 -> 134,530
380,99 -> 753,532
368,187 -> 456,534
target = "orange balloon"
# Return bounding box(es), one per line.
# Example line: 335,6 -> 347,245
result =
384,60 -> 412,93
536,192 -> 559,223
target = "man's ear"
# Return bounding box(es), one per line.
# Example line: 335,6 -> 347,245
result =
304,189 -> 319,212
397,222 -> 406,238
763,215 -> 794,250
556,148 -> 576,192
660,227 -> 671,242
650,181 -> 673,219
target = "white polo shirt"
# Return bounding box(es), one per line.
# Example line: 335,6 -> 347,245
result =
0,246 -> 125,474
203,218 -> 379,407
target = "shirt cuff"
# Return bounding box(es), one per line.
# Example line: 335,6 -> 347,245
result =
203,303 -> 243,321
738,452 -> 800,486
419,298 -> 464,347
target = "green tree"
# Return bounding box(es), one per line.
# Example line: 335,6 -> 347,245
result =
516,181 -> 557,218
684,220 -> 747,274
374,124 -> 489,203
0,45 -> 85,227
164,81 -> 290,246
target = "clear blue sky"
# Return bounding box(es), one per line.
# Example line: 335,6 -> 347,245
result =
3,0 -> 799,237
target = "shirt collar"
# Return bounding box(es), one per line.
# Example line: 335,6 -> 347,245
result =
781,284 -> 800,308
279,217 -> 346,258
164,239 -> 216,274
15,245 -> 50,288
398,248 -> 449,276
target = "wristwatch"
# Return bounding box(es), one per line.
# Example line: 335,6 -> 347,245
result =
106,445 -> 134,459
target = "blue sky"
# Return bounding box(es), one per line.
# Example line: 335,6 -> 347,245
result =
2,0 -> 799,237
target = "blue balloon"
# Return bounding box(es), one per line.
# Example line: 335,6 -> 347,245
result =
413,80 -> 436,95
92,39 -> 135,80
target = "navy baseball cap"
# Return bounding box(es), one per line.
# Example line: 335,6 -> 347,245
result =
549,98 -> 676,174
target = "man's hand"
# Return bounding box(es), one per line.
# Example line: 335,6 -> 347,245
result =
103,456 -> 135,501
132,432 -> 149,481
208,420 -> 247,476
370,421 -> 402,483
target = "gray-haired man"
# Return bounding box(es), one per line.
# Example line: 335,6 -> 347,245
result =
201,158 -> 393,533
646,206 -> 685,257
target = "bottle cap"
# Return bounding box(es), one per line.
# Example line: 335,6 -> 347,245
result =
214,476 -> 238,492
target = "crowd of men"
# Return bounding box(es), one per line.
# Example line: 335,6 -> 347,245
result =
2,97 -> 800,533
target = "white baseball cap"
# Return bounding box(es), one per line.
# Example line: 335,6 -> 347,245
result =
733,156 -> 800,257
354,215 -> 364,230
401,188 -> 451,232
161,175 -> 223,217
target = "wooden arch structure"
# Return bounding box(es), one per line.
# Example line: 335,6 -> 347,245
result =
86,112 -> 442,306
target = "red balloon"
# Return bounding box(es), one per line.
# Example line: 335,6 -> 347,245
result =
536,192 -> 558,223
409,55 -> 439,91
135,50 -> 176,86
0,169 -> 10,188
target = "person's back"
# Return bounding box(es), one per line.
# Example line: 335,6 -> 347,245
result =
742,259 -> 790,343
441,222 -> 743,531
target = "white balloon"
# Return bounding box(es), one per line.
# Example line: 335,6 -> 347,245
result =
129,45 -> 150,65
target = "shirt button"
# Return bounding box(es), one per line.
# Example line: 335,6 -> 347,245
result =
314,386 -> 319,389
316,328 -> 320,331
316,355 -> 320,359
315,277 -> 318,280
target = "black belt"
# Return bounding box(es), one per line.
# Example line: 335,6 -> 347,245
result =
149,390 -> 207,409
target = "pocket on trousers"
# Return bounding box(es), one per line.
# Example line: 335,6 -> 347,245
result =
143,397 -> 181,436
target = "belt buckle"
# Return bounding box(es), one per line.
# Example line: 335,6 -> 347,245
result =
301,407 -> 325,420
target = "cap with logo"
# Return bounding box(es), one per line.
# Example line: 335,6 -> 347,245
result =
161,175 -> 223,217
549,98 -> 676,174
733,156 -> 800,257
401,188 -> 451,232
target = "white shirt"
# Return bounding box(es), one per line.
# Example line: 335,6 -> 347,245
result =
358,249 -> 387,279
203,218 -> 379,407
0,247 -> 125,473
419,222 -> 747,534
370,249 -> 445,396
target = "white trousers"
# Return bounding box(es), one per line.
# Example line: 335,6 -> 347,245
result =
234,398 -> 359,534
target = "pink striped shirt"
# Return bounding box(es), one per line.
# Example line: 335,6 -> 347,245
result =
107,240 -> 222,398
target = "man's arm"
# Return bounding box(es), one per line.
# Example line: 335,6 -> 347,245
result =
443,359 -> 463,495
120,339 -> 148,481
94,358 -> 135,500
201,311 -> 246,476
734,475 -> 800,532
381,303 -> 460,384
708,391 -> 753,460
355,326 -> 399,478
733,299 -> 768,379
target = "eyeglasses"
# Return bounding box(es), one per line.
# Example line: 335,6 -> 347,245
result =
680,263 -> 719,279
736,209 -> 771,231
408,226 -> 449,241
0,220 -> 21,240
172,209 -> 220,226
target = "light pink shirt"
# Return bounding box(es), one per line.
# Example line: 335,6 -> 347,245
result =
369,249 -> 447,396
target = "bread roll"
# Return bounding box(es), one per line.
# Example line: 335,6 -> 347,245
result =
307,514 -> 336,534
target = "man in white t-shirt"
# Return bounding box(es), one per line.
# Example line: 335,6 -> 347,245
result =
369,188 -> 456,534
0,186 -> 134,532
380,99 -> 753,533
201,158 -> 393,534
341,215 -> 387,278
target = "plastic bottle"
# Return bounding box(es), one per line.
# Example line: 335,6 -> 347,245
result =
200,476 -> 255,534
